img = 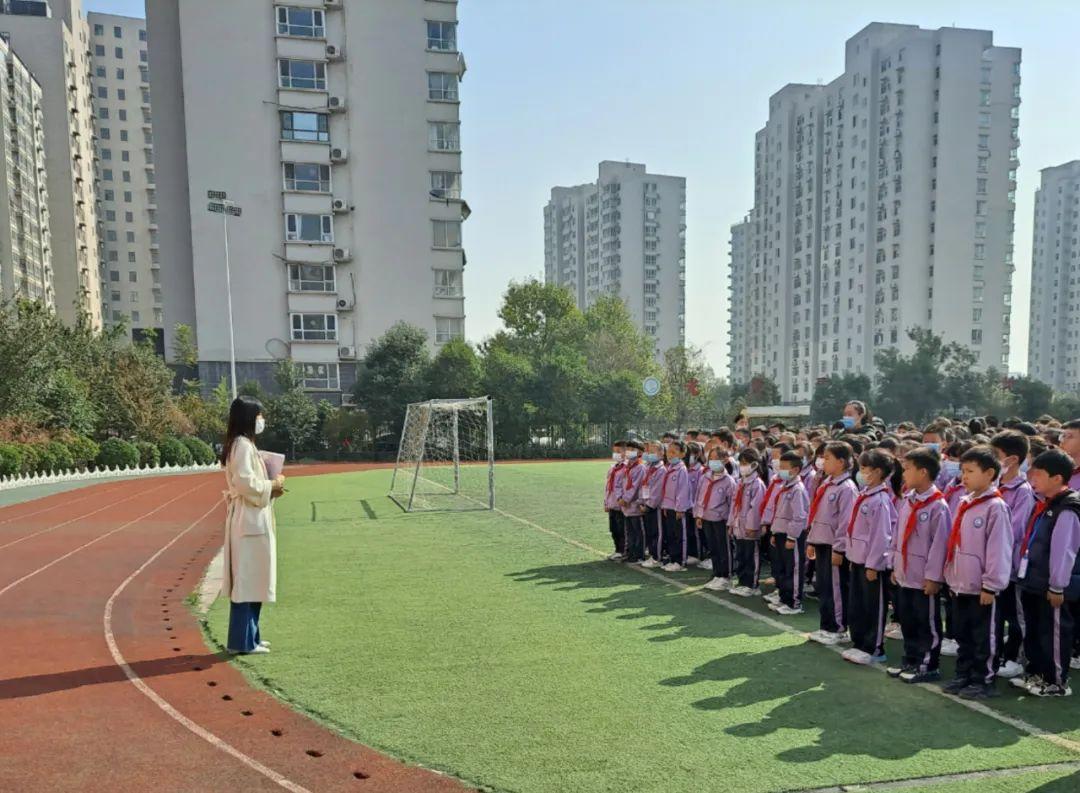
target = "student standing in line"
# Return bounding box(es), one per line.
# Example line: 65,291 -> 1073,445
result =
686,441 -> 709,567
768,451 -> 810,616
639,440 -> 667,568
729,447 -> 768,596
619,440 -> 647,564
696,446 -> 737,589
659,440 -> 693,572
604,440 -> 628,561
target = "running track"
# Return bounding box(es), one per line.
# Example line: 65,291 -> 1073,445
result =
0,465 -> 469,792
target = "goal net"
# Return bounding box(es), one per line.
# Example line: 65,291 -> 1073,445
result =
389,397 -> 494,512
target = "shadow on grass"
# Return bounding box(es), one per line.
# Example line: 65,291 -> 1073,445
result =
509,559 -> 1058,767
1032,770 -> 1080,791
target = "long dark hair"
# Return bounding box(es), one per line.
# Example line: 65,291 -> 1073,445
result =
222,396 -> 263,464
738,447 -> 769,485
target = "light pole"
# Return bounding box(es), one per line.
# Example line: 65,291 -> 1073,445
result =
207,190 -> 242,399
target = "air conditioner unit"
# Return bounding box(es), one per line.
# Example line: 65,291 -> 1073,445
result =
330,147 -> 348,163
324,0 -> 343,8
332,198 -> 349,213
340,393 -> 356,407
328,95 -> 346,112
336,297 -> 354,310
325,44 -> 343,60
339,345 -> 357,359
333,247 -> 352,262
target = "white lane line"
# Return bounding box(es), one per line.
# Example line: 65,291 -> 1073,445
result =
103,498 -> 313,793
0,482 -> 207,599
490,502 -> 1080,756
0,481 -> 171,552
0,483 -> 123,526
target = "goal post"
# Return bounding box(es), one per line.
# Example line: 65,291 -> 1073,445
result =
389,397 -> 495,512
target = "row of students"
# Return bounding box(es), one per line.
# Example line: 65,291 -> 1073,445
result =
603,425 -> 1080,699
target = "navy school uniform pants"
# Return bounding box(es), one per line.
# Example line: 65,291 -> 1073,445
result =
811,544 -> 847,634
1021,591 -> 1075,687
1070,601 -> 1080,659
895,586 -> 943,673
772,532 -> 806,609
701,519 -> 732,579
227,601 -> 263,653
607,510 -> 625,555
952,593 -> 997,686
848,563 -> 887,656
734,537 -> 761,589
994,582 -> 1024,667
644,508 -> 663,561
623,515 -> 645,563
662,509 -> 689,565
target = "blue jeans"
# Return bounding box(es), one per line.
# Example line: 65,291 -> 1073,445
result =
227,601 -> 263,652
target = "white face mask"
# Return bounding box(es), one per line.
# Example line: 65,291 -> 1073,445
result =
739,464 -> 753,477
815,458 -> 826,471
255,416 -> 266,435
612,452 -> 623,462
625,450 -> 638,460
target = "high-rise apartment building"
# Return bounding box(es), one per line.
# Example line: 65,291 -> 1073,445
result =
147,0 -> 468,402
0,0 -> 101,328
544,161 -> 686,355
726,217 -> 751,384
0,34 -> 52,307
1028,160 -> 1080,391
87,12 -> 160,349
728,23 -> 1020,401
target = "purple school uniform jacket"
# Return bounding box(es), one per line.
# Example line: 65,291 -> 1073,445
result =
942,478 -> 966,517
603,462 -> 626,510
760,480 -> 784,525
730,476 -> 766,539
939,491 -> 1013,595
845,483 -> 897,570
999,474 -> 1036,580
639,462 -> 666,511
688,463 -> 704,502
799,464 -> 816,494
693,470 -> 735,522
806,474 -> 859,551
770,477 -> 809,540
1069,467 -> 1080,493
660,460 -> 693,512
891,487 -> 951,588
620,461 -> 646,517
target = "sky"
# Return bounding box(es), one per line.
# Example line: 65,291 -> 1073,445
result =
85,0 -> 1080,377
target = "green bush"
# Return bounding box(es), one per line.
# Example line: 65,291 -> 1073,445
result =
65,436 -> 100,469
40,441 -> 75,473
181,436 -> 215,466
16,442 -> 41,474
97,437 -> 140,469
0,443 -> 22,476
134,441 -> 160,468
159,437 -> 194,467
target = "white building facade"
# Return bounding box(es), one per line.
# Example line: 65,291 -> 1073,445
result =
544,161 -> 686,356
728,23 -> 1020,400
1028,161 -> 1080,392
147,0 -> 468,401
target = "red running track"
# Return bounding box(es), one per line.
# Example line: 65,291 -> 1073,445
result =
0,466 -> 469,792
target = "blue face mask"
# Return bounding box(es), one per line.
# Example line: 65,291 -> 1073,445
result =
855,471 -> 868,487
925,442 -> 941,454
708,460 -> 726,473
841,416 -> 856,430
942,460 -> 961,479
1020,459 -> 1031,476
643,453 -> 659,464
777,469 -> 793,481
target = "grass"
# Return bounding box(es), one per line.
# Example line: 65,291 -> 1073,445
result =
206,461 -> 1080,793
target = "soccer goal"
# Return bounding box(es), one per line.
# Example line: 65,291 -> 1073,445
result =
389,397 -> 495,512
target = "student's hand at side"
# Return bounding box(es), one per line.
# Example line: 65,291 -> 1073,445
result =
695,518 -> 703,529
979,590 -> 995,606
806,545 -> 816,561
604,507 -> 610,513
785,539 -> 796,550
770,536 -> 776,547
890,572 -> 898,586
923,580 -> 941,596
866,568 -> 878,582
831,552 -> 844,567
1048,591 -> 1065,609
676,511 -> 685,521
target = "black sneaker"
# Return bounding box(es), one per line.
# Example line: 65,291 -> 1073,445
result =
900,669 -> 941,684
1031,682 -> 1073,697
958,682 -> 998,700
942,677 -> 970,694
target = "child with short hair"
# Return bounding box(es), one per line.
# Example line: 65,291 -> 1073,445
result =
639,440 -> 667,569
619,441 -> 647,563
990,430 -> 1036,679
660,439 -> 693,572
937,446 -> 1013,699
696,446 -> 737,589
806,441 -> 859,646
604,440 -> 628,561
1015,449 -> 1080,696
768,451 -> 810,615
842,450 -> 898,665
888,447 -> 950,682
687,441 -> 709,568
730,448 -> 768,596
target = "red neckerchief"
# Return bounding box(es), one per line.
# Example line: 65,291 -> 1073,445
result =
946,490 -> 1001,563
808,475 -> 851,526
733,477 -> 749,515
606,462 -> 624,495
660,462 -> 682,502
701,473 -> 724,513
758,480 -> 780,518
901,489 -> 944,568
944,480 -> 965,502
1018,498 -> 1050,559
622,460 -> 642,494
845,484 -> 887,538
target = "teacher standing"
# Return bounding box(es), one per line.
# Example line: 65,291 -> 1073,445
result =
221,396 -> 285,654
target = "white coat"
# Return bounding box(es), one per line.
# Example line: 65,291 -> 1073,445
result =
221,436 -> 277,603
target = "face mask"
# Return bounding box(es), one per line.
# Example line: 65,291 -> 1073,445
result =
691,460 -> 702,469
777,469 -> 793,481
942,460 -> 960,478
625,450 -> 639,460
642,452 -> 658,464
612,452 -> 623,462
841,416 -> 856,430
739,464 -> 753,477
815,458 -> 826,471
855,470 -> 868,487
925,442 -> 941,454
801,457 -> 809,469
1020,459 -> 1031,475
708,460 -> 726,473
255,416 -> 266,435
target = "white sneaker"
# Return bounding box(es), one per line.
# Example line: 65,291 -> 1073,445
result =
703,577 -> 727,591
1071,655 -> 1080,670
885,622 -> 903,641
1012,674 -> 1043,691
997,660 -> 1024,679
697,558 -> 713,571
940,638 -> 959,657
686,556 -> 701,566
767,601 -> 783,612
240,645 -> 270,655
607,551 -> 624,561
640,558 -> 661,569
808,630 -> 828,643
662,562 -> 686,572
838,630 -> 852,644
730,585 -> 754,598
776,604 -> 804,616
764,591 -> 782,604
810,630 -> 844,646
842,648 -> 872,665
258,640 -> 271,648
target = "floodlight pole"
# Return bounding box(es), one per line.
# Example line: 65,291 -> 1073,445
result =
207,191 -> 241,399
486,397 -> 495,509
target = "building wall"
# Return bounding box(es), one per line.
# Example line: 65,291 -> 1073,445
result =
729,23 -> 1020,402
544,160 -> 686,356
1028,161 -> 1080,391
726,217 -> 750,384
147,0 -> 468,402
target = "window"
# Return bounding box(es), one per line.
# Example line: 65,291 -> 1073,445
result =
99,107 -> 109,119
113,25 -> 122,38
102,148 -> 112,160
95,44 -> 105,56
980,89 -> 991,106
973,308 -> 982,322
115,47 -> 123,58
139,29 -> 147,42
128,252 -> 137,263
435,316 -> 463,343
972,329 -> 983,345
978,134 -> 989,149
126,231 -> 135,243
280,111 -> 329,142
111,291 -> 121,302
434,269 -> 463,297
288,263 -> 335,292
140,50 -> 148,63
428,72 -> 458,101
118,88 -> 126,101
131,311 -> 140,323
103,168 -> 114,181
121,150 -> 130,162
428,121 -> 460,151
285,213 -> 334,243
94,23 -> 104,35
117,68 -> 125,80
97,86 -> 108,99
283,162 -> 331,192
430,170 -> 461,199
975,243 -> 986,260
107,230 -> 118,242
96,66 -> 106,77
278,59 -> 326,90
976,200 -> 987,217
118,109 -> 127,121
276,6 -> 325,38
290,313 -> 337,341
110,271 -> 120,282
300,363 -> 339,391
426,20 -> 456,51
432,220 -> 462,248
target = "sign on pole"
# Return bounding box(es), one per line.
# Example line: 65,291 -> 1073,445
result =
642,376 -> 661,398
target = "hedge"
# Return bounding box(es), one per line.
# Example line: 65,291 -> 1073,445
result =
0,443 -> 22,476
134,441 -> 161,468
66,436 -> 100,468
40,441 -> 75,473
97,438 -> 140,469
181,436 -> 216,466
159,437 -> 194,467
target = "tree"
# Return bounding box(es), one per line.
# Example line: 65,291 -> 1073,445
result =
266,361 -> 319,458
1051,393 -> 1080,421
659,345 -> 719,430
873,328 -> 950,423
810,372 -> 872,424
426,338 -> 481,398
352,322 -> 431,436
496,279 -> 584,358
1008,376 -> 1053,420
480,343 -> 535,445
730,374 -> 782,408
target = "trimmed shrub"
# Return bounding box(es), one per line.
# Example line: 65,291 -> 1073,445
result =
40,441 -> 75,473
181,436 -> 215,466
134,441 -> 160,468
0,443 -> 22,476
159,437 -> 194,467
16,442 -> 41,474
65,436 -> 100,469
97,438 -> 140,470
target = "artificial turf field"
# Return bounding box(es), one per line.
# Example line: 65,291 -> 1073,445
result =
205,462 -> 1080,793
